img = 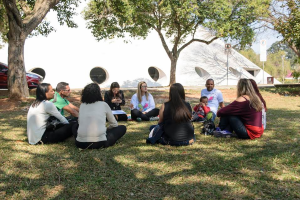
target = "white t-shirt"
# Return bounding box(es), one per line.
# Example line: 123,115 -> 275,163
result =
262,105 -> 266,130
27,101 -> 69,145
130,93 -> 155,113
77,101 -> 118,142
201,88 -> 224,114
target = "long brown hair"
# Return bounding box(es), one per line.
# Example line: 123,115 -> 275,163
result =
137,81 -> 148,103
169,83 -> 192,123
237,79 -> 262,111
249,79 -> 267,111
109,82 -> 121,98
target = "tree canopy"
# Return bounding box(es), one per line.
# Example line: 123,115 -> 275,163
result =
265,0 -> 300,59
268,41 -> 299,67
84,0 -> 270,85
240,47 -> 291,81
0,0 -> 80,99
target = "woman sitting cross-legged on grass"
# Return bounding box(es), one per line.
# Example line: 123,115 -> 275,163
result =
27,83 -> 74,145
104,82 -> 127,121
215,79 -> 264,139
73,83 -> 126,149
130,81 -> 159,121
148,83 -> 195,146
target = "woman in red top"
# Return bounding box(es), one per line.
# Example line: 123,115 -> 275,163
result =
217,79 -> 264,139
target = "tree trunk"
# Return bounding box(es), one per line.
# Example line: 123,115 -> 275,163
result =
169,58 -> 178,86
7,27 -> 29,100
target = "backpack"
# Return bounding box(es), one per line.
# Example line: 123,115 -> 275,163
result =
201,119 -> 215,135
146,124 -> 164,144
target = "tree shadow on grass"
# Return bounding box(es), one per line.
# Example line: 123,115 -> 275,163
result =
0,101 -> 299,199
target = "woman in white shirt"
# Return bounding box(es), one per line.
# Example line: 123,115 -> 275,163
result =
27,83 -> 73,144
74,83 -> 126,149
130,81 -> 159,121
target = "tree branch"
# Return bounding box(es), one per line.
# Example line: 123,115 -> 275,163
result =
178,36 -> 218,55
153,26 -> 172,59
2,0 -> 23,27
19,0 -> 33,16
23,0 -> 60,35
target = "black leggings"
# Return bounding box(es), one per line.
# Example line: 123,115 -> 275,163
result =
75,125 -> 127,149
219,116 -> 250,139
41,122 -> 75,144
131,108 -> 159,121
114,114 -> 128,121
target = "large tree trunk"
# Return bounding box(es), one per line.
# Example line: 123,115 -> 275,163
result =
7,23 -> 29,99
3,0 -> 60,100
169,58 -> 178,86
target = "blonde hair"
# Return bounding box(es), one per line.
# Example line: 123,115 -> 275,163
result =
237,79 -> 262,111
137,81 -> 148,103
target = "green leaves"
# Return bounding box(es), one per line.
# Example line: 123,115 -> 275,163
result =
0,2 -> 8,47
0,0 -> 80,41
84,0 -> 269,48
267,0 -> 300,58
84,0 -> 271,84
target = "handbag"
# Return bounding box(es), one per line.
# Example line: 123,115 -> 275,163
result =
146,124 -> 164,144
46,116 -> 64,130
201,119 -> 215,135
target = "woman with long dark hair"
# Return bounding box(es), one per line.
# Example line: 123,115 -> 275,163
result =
104,82 -> 127,121
130,81 -> 159,121
216,79 -> 264,139
74,83 -> 126,149
27,83 -> 73,144
149,83 -> 194,146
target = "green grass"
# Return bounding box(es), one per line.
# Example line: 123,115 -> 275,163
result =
0,89 -> 299,199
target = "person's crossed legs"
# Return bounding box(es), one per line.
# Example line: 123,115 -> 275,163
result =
219,116 -> 250,139
131,108 -> 159,121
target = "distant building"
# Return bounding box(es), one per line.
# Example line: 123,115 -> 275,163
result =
1,28 -> 280,88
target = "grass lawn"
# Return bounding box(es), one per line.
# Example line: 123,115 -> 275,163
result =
0,88 -> 299,199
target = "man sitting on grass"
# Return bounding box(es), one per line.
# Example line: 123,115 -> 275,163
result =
201,79 -> 224,121
51,82 -> 79,118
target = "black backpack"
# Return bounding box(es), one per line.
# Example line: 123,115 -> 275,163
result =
201,119 -> 215,135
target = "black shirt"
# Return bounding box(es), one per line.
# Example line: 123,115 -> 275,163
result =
104,90 -> 125,110
163,101 -> 194,142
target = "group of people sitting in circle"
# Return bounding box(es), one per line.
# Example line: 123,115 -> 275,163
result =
27,78 -> 267,148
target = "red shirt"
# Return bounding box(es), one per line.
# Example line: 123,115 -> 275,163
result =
193,104 -> 210,118
217,99 -> 264,139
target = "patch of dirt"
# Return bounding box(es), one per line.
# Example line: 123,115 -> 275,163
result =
186,89 -> 238,101
0,98 -> 34,112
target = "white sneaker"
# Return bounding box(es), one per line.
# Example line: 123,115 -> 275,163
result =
149,116 -> 159,121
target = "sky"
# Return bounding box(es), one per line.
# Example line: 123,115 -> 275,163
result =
0,1 -> 282,87
0,1 -> 281,56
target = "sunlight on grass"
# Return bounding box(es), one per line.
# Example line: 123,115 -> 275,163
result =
0,88 -> 299,199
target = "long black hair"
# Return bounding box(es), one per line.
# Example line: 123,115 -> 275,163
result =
109,82 -> 121,97
81,83 -> 103,104
32,83 -> 51,108
169,83 -> 191,123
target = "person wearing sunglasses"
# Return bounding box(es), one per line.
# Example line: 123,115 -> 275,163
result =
130,81 -> 159,121
51,82 -> 79,118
